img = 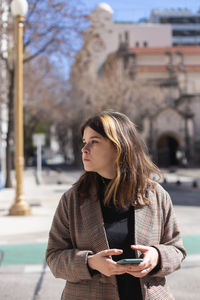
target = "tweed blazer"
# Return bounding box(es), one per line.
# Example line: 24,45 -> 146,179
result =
46,181 -> 186,300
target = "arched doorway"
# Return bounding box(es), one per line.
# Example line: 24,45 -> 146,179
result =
157,134 -> 179,167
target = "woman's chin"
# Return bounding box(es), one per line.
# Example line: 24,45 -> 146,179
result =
83,166 -> 93,172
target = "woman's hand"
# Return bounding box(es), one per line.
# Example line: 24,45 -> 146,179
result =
88,249 -> 132,277
126,245 -> 159,278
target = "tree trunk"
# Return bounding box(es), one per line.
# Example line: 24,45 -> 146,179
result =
71,124 -> 82,167
5,69 -> 14,188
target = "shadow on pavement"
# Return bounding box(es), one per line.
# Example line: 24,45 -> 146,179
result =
161,183 -> 200,207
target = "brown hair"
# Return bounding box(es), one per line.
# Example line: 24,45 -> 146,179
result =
75,111 -> 161,208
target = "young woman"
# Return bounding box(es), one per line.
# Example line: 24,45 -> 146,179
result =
46,111 -> 186,300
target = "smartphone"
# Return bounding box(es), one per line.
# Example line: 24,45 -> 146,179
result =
117,258 -> 143,264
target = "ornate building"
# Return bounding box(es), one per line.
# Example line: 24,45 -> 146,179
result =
72,3 -> 200,167
104,45 -> 200,167
124,46 -> 200,166
84,3 -> 172,78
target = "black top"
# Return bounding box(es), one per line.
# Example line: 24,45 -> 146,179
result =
98,175 -> 142,300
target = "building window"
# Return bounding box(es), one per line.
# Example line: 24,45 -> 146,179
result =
125,31 -> 129,43
173,30 -> 200,37
119,33 -> 122,44
135,41 -> 139,47
143,41 -> 148,47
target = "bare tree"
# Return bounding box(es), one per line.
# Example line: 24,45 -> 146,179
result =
23,54 -> 72,165
0,0 -> 87,187
69,47 -> 167,165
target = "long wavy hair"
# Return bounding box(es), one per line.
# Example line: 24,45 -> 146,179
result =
75,111 -> 161,208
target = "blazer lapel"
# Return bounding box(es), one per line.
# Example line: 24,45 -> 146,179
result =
81,192 -> 153,252
135,202 -> 154,248
80,192 -> 118,288
80,193 -> 109,253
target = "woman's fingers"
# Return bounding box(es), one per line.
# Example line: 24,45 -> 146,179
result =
129,245 -> 159,276
89,248 -> 154,277
101,249 -> 123,257
127,267 -> 151,278
127,271 -> 148,278
131,245 -> 149,252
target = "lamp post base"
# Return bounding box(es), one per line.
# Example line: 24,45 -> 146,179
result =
9,200 -> 31,216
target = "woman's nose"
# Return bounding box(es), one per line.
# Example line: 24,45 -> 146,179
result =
81,144 -> 89,153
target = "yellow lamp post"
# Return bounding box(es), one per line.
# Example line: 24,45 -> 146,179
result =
9,0 -> 31,215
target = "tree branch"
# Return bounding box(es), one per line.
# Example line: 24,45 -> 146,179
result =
23,37 -> 55,63
26,0 -> 40,22
24,24 -> 67,49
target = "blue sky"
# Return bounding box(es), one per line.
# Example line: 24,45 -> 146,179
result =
82,0 -> 200,22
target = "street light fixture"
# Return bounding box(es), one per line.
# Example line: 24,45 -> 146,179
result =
9,0 -> 31,215
11,0 -> 28,16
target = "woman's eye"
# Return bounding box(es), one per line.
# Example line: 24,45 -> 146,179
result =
91,140 -> 98,144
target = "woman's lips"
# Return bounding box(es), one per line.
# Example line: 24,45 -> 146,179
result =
83,158 -> 90,161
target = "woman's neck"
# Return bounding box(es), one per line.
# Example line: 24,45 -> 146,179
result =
97,171 -> 115,180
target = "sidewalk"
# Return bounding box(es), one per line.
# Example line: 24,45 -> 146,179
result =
0,168 -> 81,243
0,167 -> 200,300
161,167 -> 200,186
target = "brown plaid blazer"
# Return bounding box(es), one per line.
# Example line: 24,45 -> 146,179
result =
46,182 -> 186,300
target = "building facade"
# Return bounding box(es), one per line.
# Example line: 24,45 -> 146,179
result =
72,3 -> 200,167
102,44 -> 200,167
150,9 -> 200,46
86,3 -> 172,76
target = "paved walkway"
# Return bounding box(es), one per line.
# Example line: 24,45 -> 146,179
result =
0,167 -> 200,299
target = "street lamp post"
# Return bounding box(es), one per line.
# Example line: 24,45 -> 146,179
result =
9,0 -> 31,215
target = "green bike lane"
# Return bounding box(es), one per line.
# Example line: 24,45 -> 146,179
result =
0,235 -> 200,266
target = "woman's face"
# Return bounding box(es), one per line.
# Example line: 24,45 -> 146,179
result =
82,126 -> 117,179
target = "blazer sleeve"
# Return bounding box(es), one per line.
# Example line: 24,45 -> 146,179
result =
45,192 -> 94,282
151,188 -> 186,277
